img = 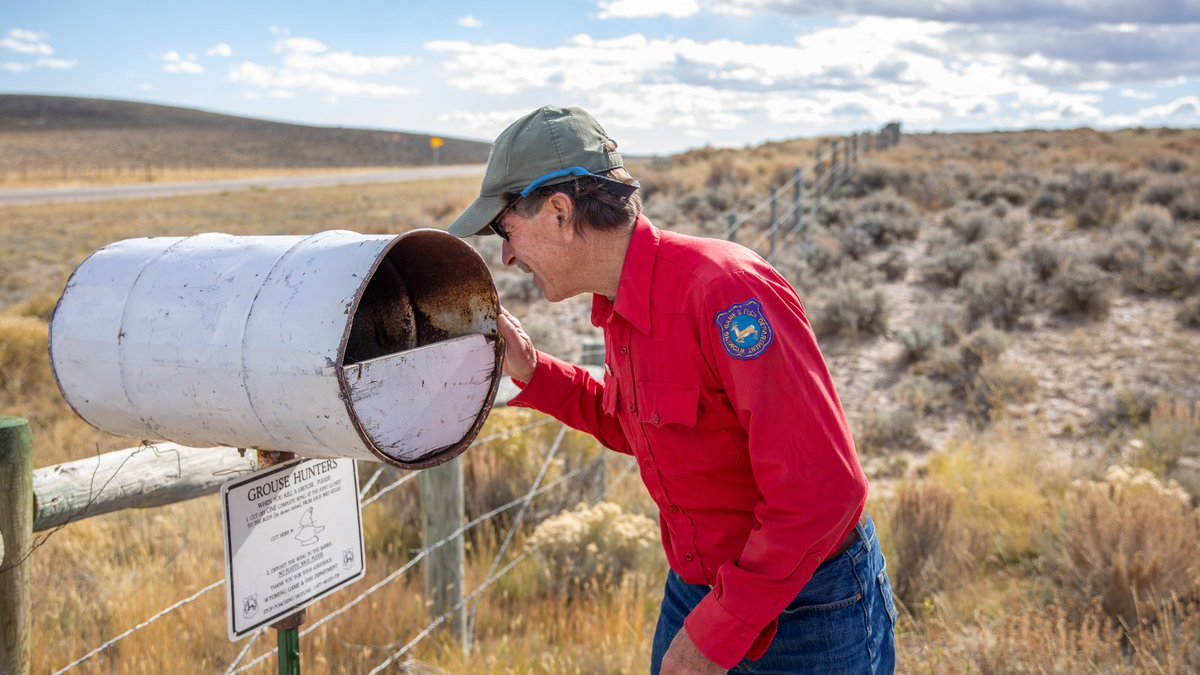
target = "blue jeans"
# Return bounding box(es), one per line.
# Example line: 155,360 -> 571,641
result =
651,516 -> 896,674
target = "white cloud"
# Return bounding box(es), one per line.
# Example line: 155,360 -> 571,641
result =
206,42 -> 233,57
458,15 -> 483,28
161,50 -> 204,74
595,0 -> 700,19
1136,95 -> 1200,119
1,28 -> 52,55
0,29 -> 76,72
36,57 -> 76,69
1120,88 -> 1156,100
136,83 -> 152,91
228,36 -> 416,98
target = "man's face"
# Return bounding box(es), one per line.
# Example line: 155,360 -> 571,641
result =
496,196 -> 583,302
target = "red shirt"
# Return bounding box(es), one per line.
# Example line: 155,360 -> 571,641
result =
509,214 -> 867,668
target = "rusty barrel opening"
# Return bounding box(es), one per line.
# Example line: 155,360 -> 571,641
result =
340,229 -> 502,468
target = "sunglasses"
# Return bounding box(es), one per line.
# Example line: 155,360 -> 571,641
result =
488,200 -> 515,241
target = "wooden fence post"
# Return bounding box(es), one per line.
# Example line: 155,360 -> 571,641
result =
419,457 -> 467,656
727,213 -> 738,244
0,418 -> 32,675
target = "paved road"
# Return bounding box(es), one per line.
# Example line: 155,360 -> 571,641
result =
0,164 -> 486,207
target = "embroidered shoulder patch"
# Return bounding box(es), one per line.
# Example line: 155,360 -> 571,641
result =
714,298 -> 774,360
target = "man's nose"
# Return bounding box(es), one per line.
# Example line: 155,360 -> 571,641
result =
501,239 -> 516,267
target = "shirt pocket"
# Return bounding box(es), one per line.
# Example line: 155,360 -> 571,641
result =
636,381 -> 742,478
602,368 -> 620,416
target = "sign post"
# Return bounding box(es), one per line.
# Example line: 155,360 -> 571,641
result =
221,455 -> 366,660
430,137 -> 444,165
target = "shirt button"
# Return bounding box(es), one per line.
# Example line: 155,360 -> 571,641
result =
652,413 -> 661,424
668,505 -> 678,512
628,403 -> 636,413
619,346 -> 629,356
685,553 -> 694,562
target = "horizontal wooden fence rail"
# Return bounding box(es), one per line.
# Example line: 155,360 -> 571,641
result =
25,370 -> 593,534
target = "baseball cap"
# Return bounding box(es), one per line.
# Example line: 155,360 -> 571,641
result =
447,105 -> 627,238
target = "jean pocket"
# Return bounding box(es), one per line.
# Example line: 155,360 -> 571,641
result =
782,591 -> 862,616
876,570 -> 897,626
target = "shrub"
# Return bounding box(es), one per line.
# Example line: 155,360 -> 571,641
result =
963,261 -> 1037,331
1066,165 -> 1143,207
1146,155 -> 1189,174
1074,191 -> 1121,229
812,280 -> 888,339
850,211 -> 919,249
878,249 -> 908,282
970,605 -> 1124,674
526,501 -> 659,594
1021,240 -> 1065,282
1030,184 -> 1066,217
1179,296 -> 1200,330
920,243 -> 982,287
1048,261 -> 1115,321
890,482 -> 959,610
972,171 -> 1038,207
0,315 -> 50,400
1121,203 -> 1174,238
1095,388 -> 1159,432
853,409 -> 929,456
843,162 -> 911,197
966,362 -> 1038,423
1172,193 -> 1200,222
1139,175 -> 1189,206
1124,399 -> 1200,478
837,225 -> 874,260
1049,467 -> 1200,630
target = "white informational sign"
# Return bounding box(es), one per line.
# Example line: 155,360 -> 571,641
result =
221,457 -> 365,641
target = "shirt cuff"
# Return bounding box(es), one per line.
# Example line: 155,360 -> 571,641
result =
684,590 -> 776,669
507,350 -> 567,409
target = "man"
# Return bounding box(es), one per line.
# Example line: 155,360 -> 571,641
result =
448,105 -> 895,673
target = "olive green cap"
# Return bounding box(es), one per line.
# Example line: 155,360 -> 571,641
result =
447,105 -> 624,238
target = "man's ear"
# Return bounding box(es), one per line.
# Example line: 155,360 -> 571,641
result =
546,193 -> 576,242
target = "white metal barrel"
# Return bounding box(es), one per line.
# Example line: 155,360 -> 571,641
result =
49,229 -> 502,469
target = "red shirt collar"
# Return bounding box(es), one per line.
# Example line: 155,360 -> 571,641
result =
590,213 -> 659,334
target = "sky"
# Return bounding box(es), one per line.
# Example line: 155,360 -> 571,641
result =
2,0 -> 1198,154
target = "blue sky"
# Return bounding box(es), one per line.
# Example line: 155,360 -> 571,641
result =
2,0 -> 1198,154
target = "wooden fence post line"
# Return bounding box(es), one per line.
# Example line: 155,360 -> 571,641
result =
814,146 -> 824,214
0,418 -> 32,675
419,457 -> 467,656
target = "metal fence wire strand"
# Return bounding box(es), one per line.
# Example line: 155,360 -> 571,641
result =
466,424 -> 569,633
370,455 -> 641,673
54,579 -> 225,674
231,452 -> 608,673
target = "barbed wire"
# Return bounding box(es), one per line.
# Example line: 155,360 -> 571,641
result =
53,579 -> 224,674
369,454 -> 641,672
224,627 -> 266,675
231,449 -> 607,673
466,425 -> 569,633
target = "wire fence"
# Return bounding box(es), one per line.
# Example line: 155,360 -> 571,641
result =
37,123 -> 897,673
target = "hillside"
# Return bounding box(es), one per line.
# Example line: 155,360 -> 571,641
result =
0,95 -> 491,171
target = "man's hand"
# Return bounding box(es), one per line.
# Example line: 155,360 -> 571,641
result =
497,305 -> 538,382
661,628 -> 725,675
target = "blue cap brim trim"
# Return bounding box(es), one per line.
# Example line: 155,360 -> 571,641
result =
519,165 -> 639,199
